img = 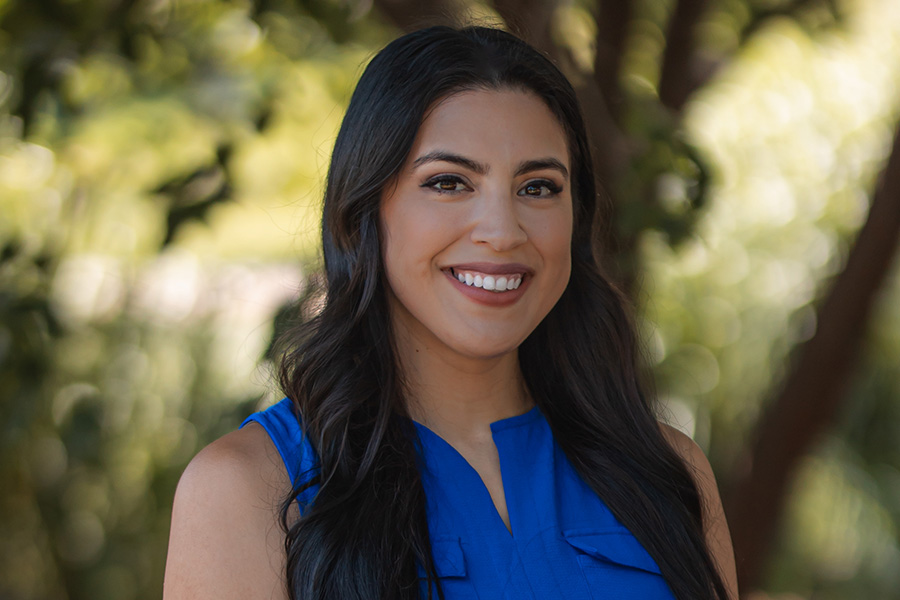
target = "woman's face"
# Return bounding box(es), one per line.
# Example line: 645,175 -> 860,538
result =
379,88 -> 573,361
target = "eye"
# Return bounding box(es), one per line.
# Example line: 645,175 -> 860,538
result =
422,174 -> 469,194
519,179 -> 563,198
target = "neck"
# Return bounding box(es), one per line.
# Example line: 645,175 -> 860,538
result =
393,323 -> 533,447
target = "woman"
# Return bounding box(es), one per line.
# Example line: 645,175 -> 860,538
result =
163,25 -> 738,600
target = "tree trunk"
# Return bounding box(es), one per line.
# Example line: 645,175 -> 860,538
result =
724,121 -> 900,592
371,0 -> 459,32
658,0 -> 710,112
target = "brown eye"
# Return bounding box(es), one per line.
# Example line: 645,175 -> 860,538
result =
422,175 -> 468,194
519,180 -> 562,197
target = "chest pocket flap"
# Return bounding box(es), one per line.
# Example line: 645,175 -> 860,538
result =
430,536 -> 467,578
562,528 -> 662,575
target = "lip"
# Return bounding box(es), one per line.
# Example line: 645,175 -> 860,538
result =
444,262 -> 534,276
442,267 -> 530,307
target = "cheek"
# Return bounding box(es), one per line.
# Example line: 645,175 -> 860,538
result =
382,200 -> 461,270
550,219 -> 574,261
535,211 -> 574,296
531,210 -> 573,259
381,200 -> 419,271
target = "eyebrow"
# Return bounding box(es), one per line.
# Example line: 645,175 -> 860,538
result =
412,151 -> 569,181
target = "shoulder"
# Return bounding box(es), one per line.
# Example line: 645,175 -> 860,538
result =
658,423 -> 708,474
658,423 -> 722,504
173,422 -> 293,510
658,423 -> 739,600
163,423 -> 295,600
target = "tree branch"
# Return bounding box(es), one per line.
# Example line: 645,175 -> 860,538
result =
724,120 -> 900,591
593,0 -> 633,120
658,0 -> 710,112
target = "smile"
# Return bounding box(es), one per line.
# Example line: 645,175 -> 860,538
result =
442,264 -> 531,307
450,268 -> 523,292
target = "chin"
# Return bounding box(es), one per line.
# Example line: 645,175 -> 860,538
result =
448,333 -> 528,360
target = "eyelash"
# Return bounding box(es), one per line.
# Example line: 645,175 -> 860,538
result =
421,174 -> 563,197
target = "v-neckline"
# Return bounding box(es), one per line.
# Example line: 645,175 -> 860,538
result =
411,403 -> 541,437
412,405 -> 543,539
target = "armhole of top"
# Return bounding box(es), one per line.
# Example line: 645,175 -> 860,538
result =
240,398 -> 313,492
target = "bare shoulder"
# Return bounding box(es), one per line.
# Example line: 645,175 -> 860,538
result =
658,423 -> 708,473
658,423 -> 739,600
163,423 -> 295,600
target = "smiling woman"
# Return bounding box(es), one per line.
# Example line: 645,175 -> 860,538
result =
381,89 -> 573,362
162,25 -> 738,600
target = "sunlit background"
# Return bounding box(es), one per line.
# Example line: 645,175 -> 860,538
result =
2,0 -> 900,598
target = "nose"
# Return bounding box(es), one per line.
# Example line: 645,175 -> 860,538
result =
470,191 -> 528,251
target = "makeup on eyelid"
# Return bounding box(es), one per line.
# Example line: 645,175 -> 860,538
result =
421,174 -> 564,197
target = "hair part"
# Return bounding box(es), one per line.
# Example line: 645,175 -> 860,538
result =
278,24 -> 728,600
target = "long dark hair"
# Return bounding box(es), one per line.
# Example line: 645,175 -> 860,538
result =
278,25 -> 729,600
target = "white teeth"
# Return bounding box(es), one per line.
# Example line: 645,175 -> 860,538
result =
451,269 -> 524,293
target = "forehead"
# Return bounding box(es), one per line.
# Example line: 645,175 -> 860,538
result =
408,89 -> 570,168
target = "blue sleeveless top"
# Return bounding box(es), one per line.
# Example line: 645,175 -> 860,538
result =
241,398 -> 676,599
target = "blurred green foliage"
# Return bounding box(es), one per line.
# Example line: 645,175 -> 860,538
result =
0,1 -> 391,598
1,0 -> 900,599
